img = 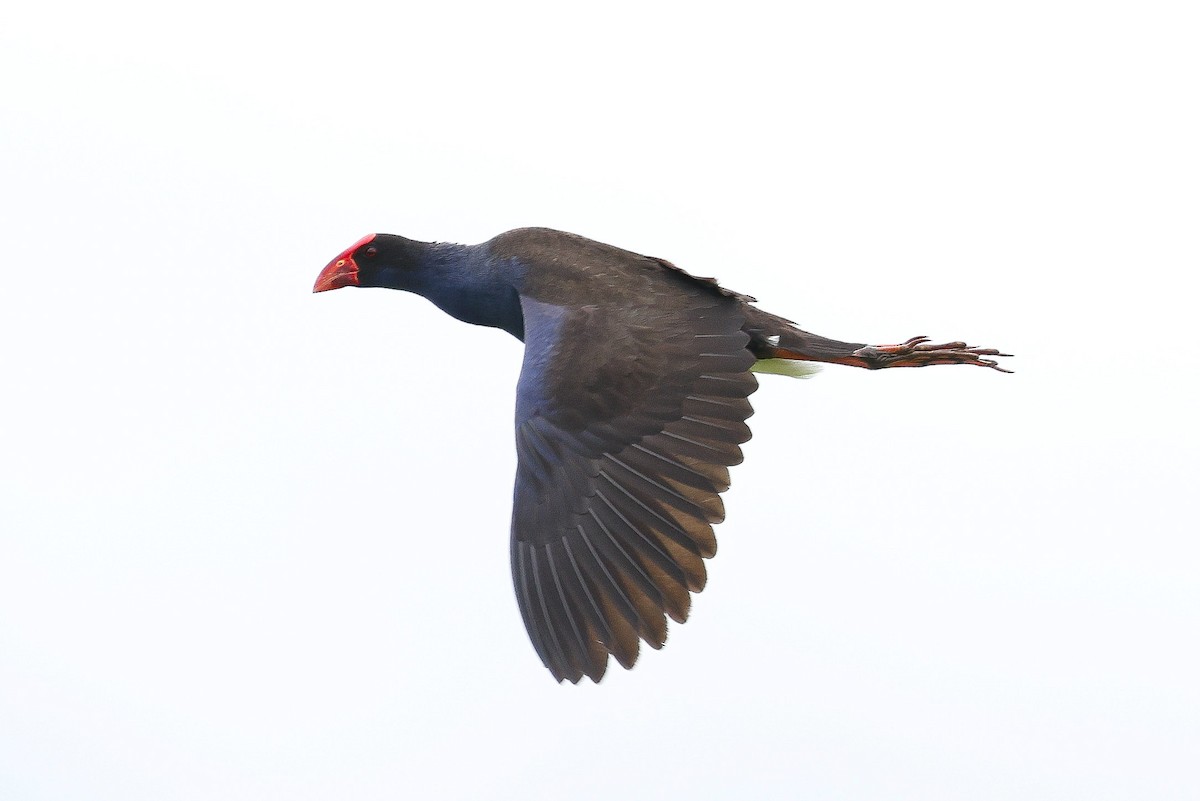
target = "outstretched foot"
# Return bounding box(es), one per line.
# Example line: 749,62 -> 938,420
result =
852,336 -> 1013,372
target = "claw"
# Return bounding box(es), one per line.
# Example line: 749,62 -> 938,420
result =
852,336 -> 1013,372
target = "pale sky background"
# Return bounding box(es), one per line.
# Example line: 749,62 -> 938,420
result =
2,2 -> 1197,799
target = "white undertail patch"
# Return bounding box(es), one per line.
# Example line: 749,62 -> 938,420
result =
750,359 -> 822,379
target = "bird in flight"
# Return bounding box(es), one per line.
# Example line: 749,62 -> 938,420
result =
314,227 -> 1009,683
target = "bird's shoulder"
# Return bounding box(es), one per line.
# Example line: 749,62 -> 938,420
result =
485,227 -> 755,308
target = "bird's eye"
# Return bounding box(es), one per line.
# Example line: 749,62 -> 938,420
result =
364,246 -> 378,258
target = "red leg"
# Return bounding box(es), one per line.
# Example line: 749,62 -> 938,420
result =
768,333 -> 1012,372
851,336 -> 1013,372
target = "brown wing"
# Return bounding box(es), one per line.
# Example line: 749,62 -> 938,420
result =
511,289 -> 757,683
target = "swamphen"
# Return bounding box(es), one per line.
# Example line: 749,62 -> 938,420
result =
314,227 -> 1009,683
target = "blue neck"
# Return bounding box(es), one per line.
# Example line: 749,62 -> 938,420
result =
384,242 -> 526,340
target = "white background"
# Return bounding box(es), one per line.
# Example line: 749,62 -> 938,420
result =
2,2 -> 1197,799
